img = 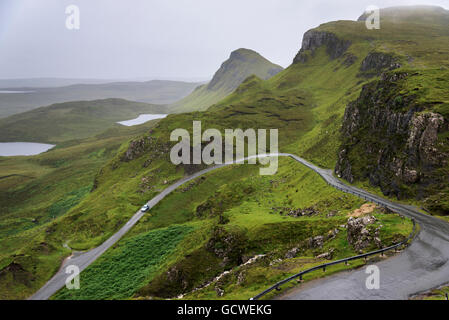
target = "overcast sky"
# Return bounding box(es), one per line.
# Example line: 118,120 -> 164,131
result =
0,0 -> 447,81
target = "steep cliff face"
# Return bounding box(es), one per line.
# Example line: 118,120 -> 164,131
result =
293,30 -> 351,63
359,52 -> 401,76
335,71 -> 448,212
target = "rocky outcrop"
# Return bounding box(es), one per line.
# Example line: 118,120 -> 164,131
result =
122,137 -> 151,162
342,53 -> 358,67
336,71 -> 447,201
347,216 -> 382,252
0,262 -> 34,287
316,248 -> 335,260
205,226 -> 248,267
293,30 -> 351,64
140,226 -> 250,298
272,206 -> 318,217
121,136 -> 170,163
308,235 -> 324,248
285,247 -> 301,259
359,52 -> 401,76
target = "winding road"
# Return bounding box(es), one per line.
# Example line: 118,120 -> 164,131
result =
29,153 -> 449,300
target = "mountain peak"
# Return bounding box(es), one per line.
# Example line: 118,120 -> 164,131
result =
207,48 -> 283,91
229,48 -> 262,60
169,48 -> 283,112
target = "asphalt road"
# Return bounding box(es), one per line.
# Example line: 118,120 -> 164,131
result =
29,153 -> 449,300
281,154 -> 449,300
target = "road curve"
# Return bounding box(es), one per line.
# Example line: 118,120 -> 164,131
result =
29,153 -> 449,300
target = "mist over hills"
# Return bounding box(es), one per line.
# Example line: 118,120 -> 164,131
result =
0,80 -> 199,118
0,78 -> 121,88
169,48 -> 283,113
1,5 -> 449,301
0,48 -> 284,146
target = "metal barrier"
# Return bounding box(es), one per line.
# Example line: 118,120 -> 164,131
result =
250,219 -> 416,300
247,155 -> 420,300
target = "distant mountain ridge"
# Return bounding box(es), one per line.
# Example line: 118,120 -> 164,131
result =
0,80 -> 199,118
0,98 -> 165,143
169,48 -> 283,113
0,78 -> 119,88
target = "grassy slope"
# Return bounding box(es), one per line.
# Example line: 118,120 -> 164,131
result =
53,225 -> 194,300
2,6 -> 446,299
53,157 -> 412,300
0,98 -> 166,144
321,7 -> 449,212
0,120 -> 160,299
412,284 -> 449,300
169,48 -> 283,113
44,7 -> 442,299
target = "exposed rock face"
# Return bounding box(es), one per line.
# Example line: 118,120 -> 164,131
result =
122,137 -> 149,161
285,247 -> 301,259
121,136 -> 170,162
293,30 -> 351,64
346,216 -> 381,252
205,227 -> 247,267
327,228 -> 340,239
0,262 -> 34,286
336,71 -> 447,200
142,227 -> 249,298
359,52 -> 401,76
272,206 -> 318,217
165,266 -> 190,292
316,248 -> 335,260
215,286 -> 225,297
342,53 -> 358,67
308,235 -> 324,248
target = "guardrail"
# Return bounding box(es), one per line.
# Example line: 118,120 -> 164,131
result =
250,219 -> 416,300
249,155 -> 420,300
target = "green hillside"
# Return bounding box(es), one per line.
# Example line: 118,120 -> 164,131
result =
0,120 -> 162,299
53,157 -> 411,300
0,98 -> 166,143
1,5 -> 448,300
169,48 -> 283,113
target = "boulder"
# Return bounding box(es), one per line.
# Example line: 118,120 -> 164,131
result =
285,247 -> 300,259
309,235 -> 324,248
347,216 -> 381,252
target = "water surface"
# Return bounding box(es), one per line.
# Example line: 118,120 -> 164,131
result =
0,142 -> 55,156
117,114 -> 167,126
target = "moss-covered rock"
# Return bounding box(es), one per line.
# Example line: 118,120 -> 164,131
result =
336,70 -> 448,212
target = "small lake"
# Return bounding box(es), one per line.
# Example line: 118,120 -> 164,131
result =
0,142 -> 55,156
117,114 -> 167,126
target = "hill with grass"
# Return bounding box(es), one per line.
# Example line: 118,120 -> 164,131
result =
0,98 -> 165,143
169,48 -> 283,113
0,80 -> 198,118
0,119 -> 164,299
1,5 -> 448,300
